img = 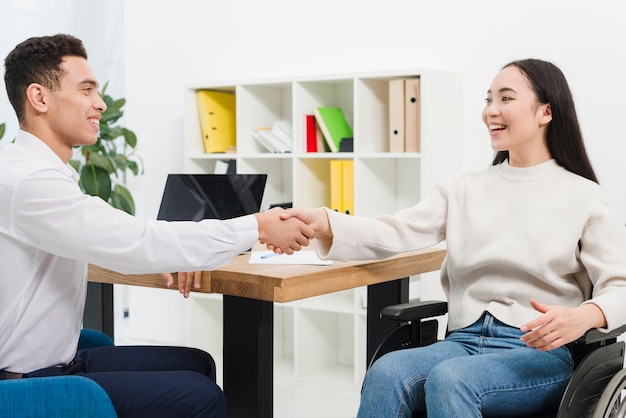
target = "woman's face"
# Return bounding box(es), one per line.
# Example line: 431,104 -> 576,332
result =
482,65 -> 552,166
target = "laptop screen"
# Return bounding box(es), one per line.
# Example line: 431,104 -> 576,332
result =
157,174 -> 267,221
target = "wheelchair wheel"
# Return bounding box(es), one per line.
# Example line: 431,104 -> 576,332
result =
592,368 -> 626,418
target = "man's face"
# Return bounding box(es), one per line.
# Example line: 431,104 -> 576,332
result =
46,56 -> 107,148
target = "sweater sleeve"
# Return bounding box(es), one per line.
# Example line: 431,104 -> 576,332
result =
579,190 -> 626,332
316,180 -> 449,261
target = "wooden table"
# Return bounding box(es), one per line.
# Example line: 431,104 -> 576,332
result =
88,247 -> 446,418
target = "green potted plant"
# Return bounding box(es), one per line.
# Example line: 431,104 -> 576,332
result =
69,82 -> 142,215
0,122 -> 5,140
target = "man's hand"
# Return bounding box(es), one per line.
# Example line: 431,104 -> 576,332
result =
255,207 -> 315,254
279,207 -> 333,248
520,298 -> 607,351
161,271 -> 202,298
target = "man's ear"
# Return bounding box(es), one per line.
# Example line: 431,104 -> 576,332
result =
538,103 -> 552,126
25,83 -> 48,114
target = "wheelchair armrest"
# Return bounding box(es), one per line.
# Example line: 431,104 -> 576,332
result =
380,300 -> 448,322
578,323 -> 626,344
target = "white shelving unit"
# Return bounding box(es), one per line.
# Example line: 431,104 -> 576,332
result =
182,69 -> 461,398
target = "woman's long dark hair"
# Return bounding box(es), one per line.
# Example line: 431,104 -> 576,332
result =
491,59 -> 598,183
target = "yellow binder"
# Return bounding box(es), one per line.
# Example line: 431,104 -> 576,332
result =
330,160 -> 344,213
196,90 -> 236,153
342,160 -> 354,216
329,160 -> 354,215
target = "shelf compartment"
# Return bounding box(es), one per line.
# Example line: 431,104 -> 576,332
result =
292,158 -> 331,208
237,83 -> 293,155
292,80 -> 354,154
355,157 -> 421,217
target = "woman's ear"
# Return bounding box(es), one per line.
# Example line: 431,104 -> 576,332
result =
25,83 -> 48,114
538,103 -> 552,126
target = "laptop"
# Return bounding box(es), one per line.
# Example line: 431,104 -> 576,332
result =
157,174 -> 267,221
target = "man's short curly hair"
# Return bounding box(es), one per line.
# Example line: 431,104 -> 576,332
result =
4,34 -> 87,122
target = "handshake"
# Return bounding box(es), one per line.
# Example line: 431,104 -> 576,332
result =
164,206 -> 335,296
255,206 -> 332,255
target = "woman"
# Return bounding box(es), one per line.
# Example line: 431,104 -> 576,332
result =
279,59 -> 626,417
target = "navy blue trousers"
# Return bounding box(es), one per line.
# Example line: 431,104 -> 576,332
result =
27,346 -> 225,418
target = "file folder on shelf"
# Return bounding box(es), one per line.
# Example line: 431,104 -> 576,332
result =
196,90 -> 236,153
404,78 -> 421,152
330,159 -> 344,213
388,79 -> 405,152
329,159 -> 354,215
342,159 -> 354,216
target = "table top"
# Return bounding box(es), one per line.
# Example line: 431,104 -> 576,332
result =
88,247 -> 446,303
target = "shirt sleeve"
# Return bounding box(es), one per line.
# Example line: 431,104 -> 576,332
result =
10,167 -> 259,274
316,179 -> 449,261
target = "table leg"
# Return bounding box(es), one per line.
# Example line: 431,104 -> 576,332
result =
83,282 -> 115,340
223,295 -> 274,418
366,278 -> 409,366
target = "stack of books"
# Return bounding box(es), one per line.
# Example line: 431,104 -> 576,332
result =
304,107 -> 353,153
252,121 -> 293,153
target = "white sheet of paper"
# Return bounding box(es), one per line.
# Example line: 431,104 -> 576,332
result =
248,250 -> 333,266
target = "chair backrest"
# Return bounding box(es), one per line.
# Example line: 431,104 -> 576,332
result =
77,329 -> 115,350
0,376 -> 117,417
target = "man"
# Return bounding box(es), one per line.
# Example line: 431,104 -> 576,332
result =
0,34 -> 313,417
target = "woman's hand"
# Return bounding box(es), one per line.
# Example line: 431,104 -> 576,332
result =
520,298 -> 607,351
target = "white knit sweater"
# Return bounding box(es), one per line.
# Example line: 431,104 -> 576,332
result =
318,159 -> 626,332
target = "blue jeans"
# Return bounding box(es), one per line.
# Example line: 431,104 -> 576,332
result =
357,312 -> 574,418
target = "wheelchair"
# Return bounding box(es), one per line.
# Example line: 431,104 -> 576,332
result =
369,300 -> 626,418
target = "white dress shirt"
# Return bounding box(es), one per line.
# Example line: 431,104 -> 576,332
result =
0,130 -> 258,372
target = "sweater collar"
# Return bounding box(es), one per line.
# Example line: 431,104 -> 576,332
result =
495,159 -> 562,182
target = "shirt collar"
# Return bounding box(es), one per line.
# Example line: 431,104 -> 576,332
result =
15,130 -> 80,182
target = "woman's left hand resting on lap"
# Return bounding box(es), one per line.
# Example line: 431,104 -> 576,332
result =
520,298 -> 607,351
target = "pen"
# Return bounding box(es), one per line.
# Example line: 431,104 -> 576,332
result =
260,253 -> 281,259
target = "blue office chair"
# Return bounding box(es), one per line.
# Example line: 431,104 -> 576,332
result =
0,329 -> 117,418
371,301 -> 626,418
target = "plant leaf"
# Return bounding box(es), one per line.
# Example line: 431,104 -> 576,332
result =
0,122 -> 5,140
126,160 -> 139,176
80,163 -> 112,201
70,83 -> 142,212
111,184 -> 135,215
87,152 -> 117,175
123,128 -> 137,148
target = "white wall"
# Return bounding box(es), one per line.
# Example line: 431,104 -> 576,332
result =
0,0 -> 125,141
122,0 -> 626,341
123,0 -> 626,220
